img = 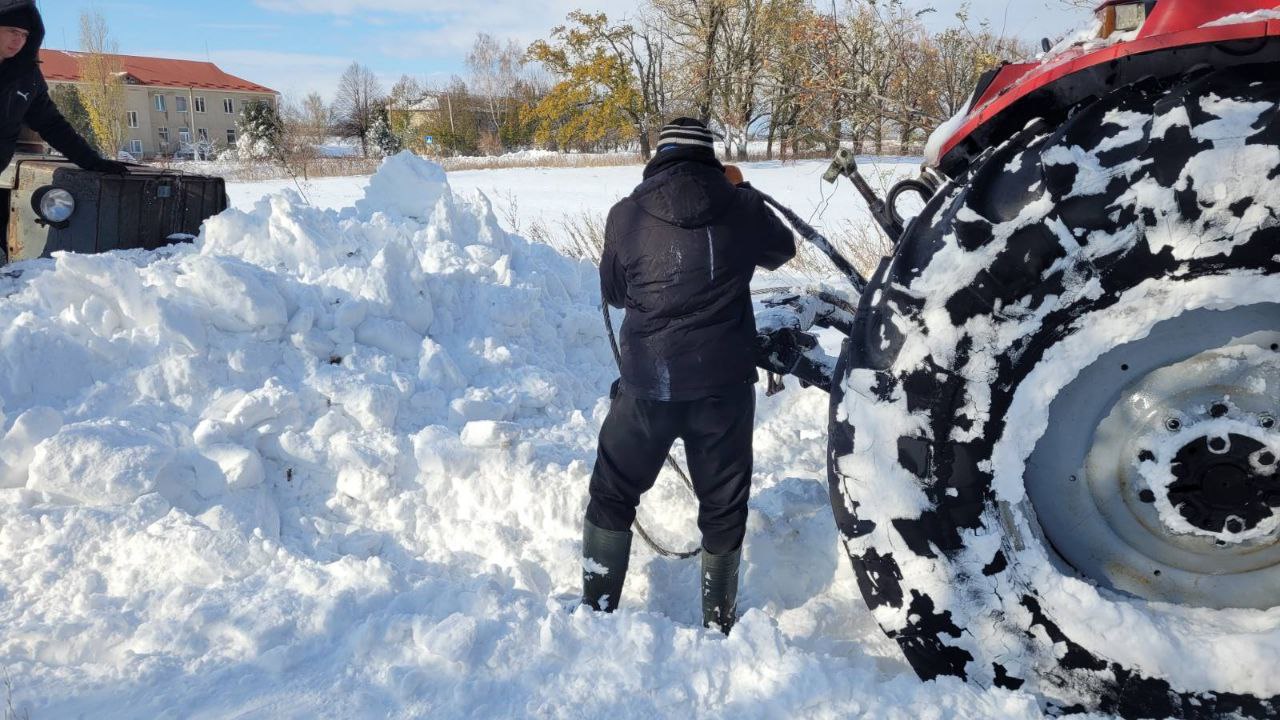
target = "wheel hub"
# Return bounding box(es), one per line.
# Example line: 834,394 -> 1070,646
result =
1163,433 -> 1280,535
1123,390 -> 1280,552
1024,303 -> 1280,609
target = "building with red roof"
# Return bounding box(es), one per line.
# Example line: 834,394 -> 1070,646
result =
41,50 -> 278,159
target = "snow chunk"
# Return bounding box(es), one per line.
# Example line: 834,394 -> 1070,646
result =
355,150 -> 450,221
925,100 -> 973,166
28,421 -> 175,505
459,420 -> 519,448
1204,9 -> 1280,27
202,444 -> 266,492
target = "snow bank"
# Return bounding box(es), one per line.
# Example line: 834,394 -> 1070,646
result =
0,151 -> 1042,717
1204,9 -> 1280,27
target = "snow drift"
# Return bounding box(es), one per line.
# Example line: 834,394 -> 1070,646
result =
0,152 -> 1044,718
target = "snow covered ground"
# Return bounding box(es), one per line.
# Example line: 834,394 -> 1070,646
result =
0,154 -> 1081,718
227,157 -> 916,242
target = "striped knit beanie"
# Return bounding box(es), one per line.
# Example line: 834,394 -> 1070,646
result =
658,118 -> 716,152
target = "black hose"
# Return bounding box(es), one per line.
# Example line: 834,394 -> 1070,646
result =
756,191 -> 868,294
601,302 -> 702,560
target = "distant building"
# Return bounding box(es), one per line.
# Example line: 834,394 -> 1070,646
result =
40,50 -> 278,160
391,91 -> 498,153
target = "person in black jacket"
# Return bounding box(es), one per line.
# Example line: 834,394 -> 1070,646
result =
581,117 -> 796,634
0,0 -> 127,174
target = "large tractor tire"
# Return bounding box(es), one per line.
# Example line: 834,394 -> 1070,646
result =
830,66 -> 1280,717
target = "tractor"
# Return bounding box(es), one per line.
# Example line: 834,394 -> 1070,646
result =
757,0 -> 1280,716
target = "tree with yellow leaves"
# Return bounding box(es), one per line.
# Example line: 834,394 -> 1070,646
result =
77,10 -> 126,159
528,12 -> 669,158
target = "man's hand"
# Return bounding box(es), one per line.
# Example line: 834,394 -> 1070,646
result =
90,158 -> 130,175
724,164 -> 744,186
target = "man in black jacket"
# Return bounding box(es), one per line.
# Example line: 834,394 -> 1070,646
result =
0,0 -> 127,174
582,118 -> 796,634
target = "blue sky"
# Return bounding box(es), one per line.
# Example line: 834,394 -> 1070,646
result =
33,1 -> 1089,103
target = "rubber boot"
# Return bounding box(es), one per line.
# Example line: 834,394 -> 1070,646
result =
581,519 -> 632,612
701,545 -> 742,635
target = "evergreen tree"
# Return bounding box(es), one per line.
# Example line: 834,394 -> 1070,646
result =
367,104 -> 403,158
237,100 -> 285,160
49,84 -> 98,150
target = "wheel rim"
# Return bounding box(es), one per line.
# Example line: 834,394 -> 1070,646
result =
1025,302 -> 1280,610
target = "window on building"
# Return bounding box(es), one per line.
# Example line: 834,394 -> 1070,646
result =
197,128 -> 209,142
126,111 -> 138,128
129,139 -> 143,155
157,127 -> 169,145
178,128 -> 191,144
223,98 -> 235,114
194,97 -> 206,113
226,128 -> 237,145
154,95 -> 166,112
176,96 -> 188,113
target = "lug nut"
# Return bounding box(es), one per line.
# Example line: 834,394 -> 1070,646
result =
1211,403 -> 1230,418
1209,437 -> 1229,454
1165,417 -> 1183,432
1259,452 -> 1277,467
1261,414 -> 1276,429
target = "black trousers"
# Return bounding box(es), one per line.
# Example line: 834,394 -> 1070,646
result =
586,385 -> 755,555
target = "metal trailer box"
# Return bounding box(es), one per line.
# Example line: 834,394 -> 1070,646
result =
0,154 -> 228,264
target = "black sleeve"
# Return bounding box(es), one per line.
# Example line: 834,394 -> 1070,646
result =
24,76 -> 104,169
599,206 -> 628,309
742,185 -> 797,271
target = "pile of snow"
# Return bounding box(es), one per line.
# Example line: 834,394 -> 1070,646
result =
0,152 -> 1044,717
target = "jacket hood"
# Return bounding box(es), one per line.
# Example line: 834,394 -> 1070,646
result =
0,0 -> 43,70
631,161 -> 736,229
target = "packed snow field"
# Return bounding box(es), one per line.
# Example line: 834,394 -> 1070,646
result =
227,156 -> 918,263
0,154 -> 1086,718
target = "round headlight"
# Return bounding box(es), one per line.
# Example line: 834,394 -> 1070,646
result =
38,188 -> 76,224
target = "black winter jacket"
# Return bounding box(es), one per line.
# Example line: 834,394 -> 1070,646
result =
602,148 -> 797,401
0,0 -> 103,173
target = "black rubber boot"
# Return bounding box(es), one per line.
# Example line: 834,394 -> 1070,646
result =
701,545 -> 742,635
581,519 -> 632,612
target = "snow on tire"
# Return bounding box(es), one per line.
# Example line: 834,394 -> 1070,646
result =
829,66 -> 1280,718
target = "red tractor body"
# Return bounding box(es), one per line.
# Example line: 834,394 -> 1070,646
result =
933,0 -> 1280,177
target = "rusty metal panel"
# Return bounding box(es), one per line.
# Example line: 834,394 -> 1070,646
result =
5,159 -> 226,263
95,175 -> 123,254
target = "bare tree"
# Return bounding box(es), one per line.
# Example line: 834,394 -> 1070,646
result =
388,75 -> 424,109
332,62 -> 383,158
609,12 -> 671,159
757,0 -> 813,159
77,10 -> 126,159
714,0 -> 791,159
648,0 -> 728,122
466,33 -> 525,154
298,91 -> 332,148
521,0 -> 1039,160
